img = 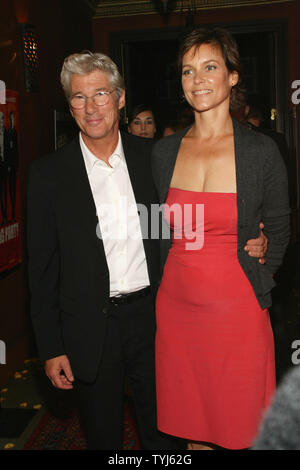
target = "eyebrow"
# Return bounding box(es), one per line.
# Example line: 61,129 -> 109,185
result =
182,59 -> 220,67
71,87 -> 109,97
134,117 -> 153,121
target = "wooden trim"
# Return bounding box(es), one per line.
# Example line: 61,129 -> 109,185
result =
93,0 -> 294,19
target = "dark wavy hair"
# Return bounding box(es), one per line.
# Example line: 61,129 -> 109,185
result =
127,103 -> 156,125
178,27 -> 246,111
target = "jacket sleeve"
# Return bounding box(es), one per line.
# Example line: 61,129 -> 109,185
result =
261,137 -> 290,274
27,161 -> 65,361
151,140 -> 172,277
151,139 -> 163,198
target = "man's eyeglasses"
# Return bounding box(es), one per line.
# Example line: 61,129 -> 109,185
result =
70,90 -> 114,109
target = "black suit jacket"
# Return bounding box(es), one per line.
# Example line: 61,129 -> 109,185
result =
27,131 -> 160,382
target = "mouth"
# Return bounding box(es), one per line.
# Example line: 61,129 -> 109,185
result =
192,90 -> 213,95
86,117 -> 103,126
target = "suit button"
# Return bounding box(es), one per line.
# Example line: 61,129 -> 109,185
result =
102,307 -> 109,315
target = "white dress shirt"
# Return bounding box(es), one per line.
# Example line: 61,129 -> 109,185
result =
80,132 -> 150,297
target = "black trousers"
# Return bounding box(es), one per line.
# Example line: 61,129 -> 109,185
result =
74,293 -> 184,450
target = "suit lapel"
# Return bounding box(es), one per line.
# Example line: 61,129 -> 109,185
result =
63,137 -> 107,262
121,132 -> 146,204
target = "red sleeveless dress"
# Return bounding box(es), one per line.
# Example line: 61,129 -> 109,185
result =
155,188 -> 276,449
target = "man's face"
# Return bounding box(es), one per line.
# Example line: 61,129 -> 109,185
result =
69,70 -> 125,143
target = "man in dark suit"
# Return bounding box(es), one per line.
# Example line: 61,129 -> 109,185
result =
27,51 -> 180,451
27,51 -> 266,450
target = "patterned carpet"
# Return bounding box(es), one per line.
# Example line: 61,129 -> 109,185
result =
0,359 -> 140,450
23,402 -> 140,450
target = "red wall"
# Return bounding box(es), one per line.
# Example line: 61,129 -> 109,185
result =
0,0 -> 92,385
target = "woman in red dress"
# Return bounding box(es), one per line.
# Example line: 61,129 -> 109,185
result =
152,28 -> 290,450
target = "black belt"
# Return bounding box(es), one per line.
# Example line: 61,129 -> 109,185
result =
109,286 -> 151,307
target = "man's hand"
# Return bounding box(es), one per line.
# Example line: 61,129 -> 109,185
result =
244,222 -> 268,264
44,355 -> 74,390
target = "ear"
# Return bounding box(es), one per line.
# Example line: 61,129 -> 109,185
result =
118,89 -> 125,110
69,105 -> 74,119
230,70 -> 239,87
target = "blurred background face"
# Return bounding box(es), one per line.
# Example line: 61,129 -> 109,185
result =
128,110 -> 156,138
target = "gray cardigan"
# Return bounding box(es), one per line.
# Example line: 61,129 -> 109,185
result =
151,119 -> 290,310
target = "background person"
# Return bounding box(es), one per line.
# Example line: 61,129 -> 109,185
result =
162,104 -> 194,137
252,364 -> 300,450
244,104 -> 289,171
127,103 -> 157,139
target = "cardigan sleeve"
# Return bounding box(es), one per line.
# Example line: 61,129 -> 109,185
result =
261,136 -> 290,274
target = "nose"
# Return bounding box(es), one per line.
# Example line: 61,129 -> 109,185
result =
193,69 -> 205,84
85,96 -> 98,113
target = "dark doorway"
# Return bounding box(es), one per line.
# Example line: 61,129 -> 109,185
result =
122,38 -> 181,134
110,20 -> 288,136
235,30 -> 276,127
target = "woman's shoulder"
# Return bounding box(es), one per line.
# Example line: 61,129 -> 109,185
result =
234,118 -> 280,149
234,119 -> 285,168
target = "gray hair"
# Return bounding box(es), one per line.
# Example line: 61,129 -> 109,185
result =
60,50 -> 125,101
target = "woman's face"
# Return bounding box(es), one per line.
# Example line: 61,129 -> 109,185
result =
128,110 -> 156,138
181,43 -> 238,114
